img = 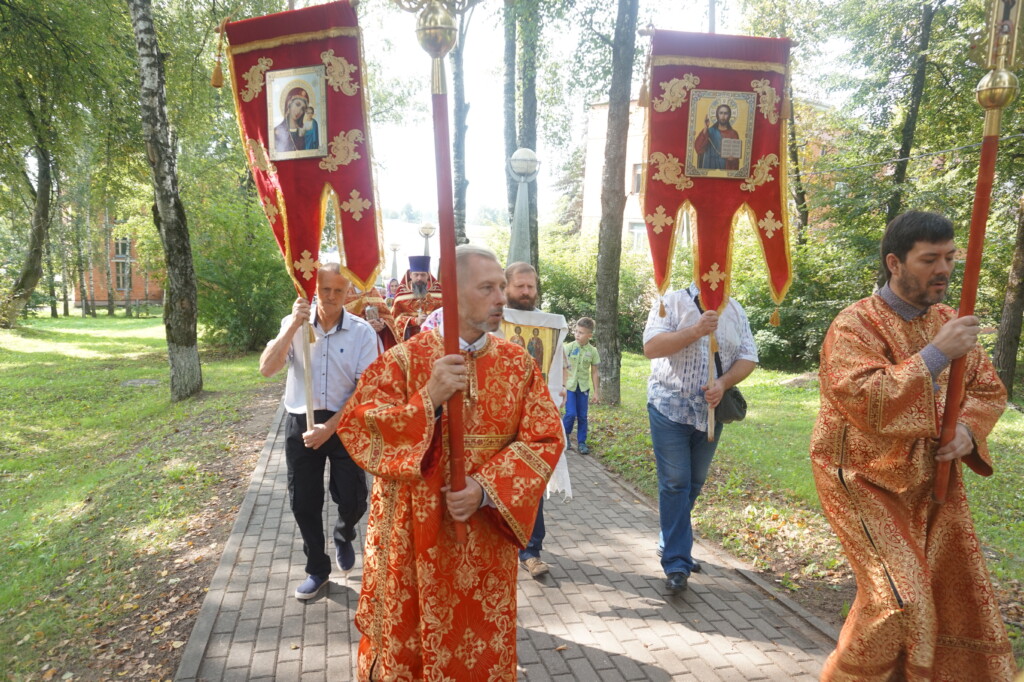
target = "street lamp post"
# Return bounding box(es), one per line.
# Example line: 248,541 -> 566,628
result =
389,242 -> 401,282
419,223 -> 437,257
507,147 -> 539,266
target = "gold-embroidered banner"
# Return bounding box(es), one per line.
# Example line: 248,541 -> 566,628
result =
225,2 -> 381,298
642,30 -> 793,313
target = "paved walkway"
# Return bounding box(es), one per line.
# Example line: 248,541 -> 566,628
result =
176,405 -> 837,681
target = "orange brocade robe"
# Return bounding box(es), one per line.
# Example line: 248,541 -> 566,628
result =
810,295 -> 1015,681
337,331 -> 564,681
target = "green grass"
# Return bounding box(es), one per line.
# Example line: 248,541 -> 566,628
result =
591,351 -> 1024,661
0,315 -> 276,677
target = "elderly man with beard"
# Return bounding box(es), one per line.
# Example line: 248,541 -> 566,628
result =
811,211 -> 1014,680
390,255 -> 443,339
338,245 -> 564,680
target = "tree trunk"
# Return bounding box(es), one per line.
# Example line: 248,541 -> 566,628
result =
787,89 -> 809,244
886,2 -> 936,224
74,222 -> 90,318
127,0 -> 202,400
45,234 -> 58,318
595,0 -> 639,406
72,202 -> 92,317
60,248 -> 70,317
993,195 -> 1024,399
124,254 -> 133,318
85,202 -> 97,316
1,145 -> 52,328
503,0 -> 517,221
104,207 -> 115,315
517,0 -> 540,274
451,12 -> 470,245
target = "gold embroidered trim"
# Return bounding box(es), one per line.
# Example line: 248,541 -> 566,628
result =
340,189 -> 371,221
319,129 -> 364,172
652,74 -> 700,113
936,634 -> 1013,654
321,49 -> 359,96
652,55 -> 787,74
645,205 -> 674,234
464,434 -> 514,448
510,441 -> 552,480
740,153 -> 779,192
649,152 -> 693,191
247,139 -> 277,175
751,78 -> 780,124
475,474 -> 527,546
228,26 -> 359,56
240,57 -> 273,102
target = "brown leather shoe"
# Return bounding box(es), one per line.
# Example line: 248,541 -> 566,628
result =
522,556 -> 549,578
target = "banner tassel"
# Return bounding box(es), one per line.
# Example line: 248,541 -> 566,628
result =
659,297 -> 666,317
770,306 -> 780,326
210,18 -> 227,88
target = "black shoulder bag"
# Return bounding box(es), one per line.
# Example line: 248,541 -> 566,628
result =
693,293 -> 747,424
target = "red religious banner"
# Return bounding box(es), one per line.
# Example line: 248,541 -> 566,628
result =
224,1 -> 381,299
642,30 -> 793,315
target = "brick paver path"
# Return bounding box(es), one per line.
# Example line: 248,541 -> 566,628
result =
176,406 -> 836,681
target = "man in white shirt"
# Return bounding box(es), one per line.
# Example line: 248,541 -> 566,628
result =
259,262 -> 380,600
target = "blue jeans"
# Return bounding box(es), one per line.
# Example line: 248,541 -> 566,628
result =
519,498 -> 545,561
563,389 -> 590,444
648,403 -> 722,576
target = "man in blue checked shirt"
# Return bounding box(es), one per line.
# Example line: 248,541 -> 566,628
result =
643,283 -> 757,594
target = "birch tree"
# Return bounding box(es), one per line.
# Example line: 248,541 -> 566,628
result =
126,0 -> 202,400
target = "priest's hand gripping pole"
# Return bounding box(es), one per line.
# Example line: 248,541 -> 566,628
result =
413,1 -> 468,542
935,0 -> 1020,504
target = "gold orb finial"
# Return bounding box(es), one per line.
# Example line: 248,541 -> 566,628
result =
416,1 -> 456,60
976,67 -> 1019,110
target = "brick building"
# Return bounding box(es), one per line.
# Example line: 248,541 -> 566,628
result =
76,236 -> 163,309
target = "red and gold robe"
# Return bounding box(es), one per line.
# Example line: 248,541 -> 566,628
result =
346,287 -> 400,351
811,294 -> 1015,681
338,330 -> 564,681
390,272 -> 443,339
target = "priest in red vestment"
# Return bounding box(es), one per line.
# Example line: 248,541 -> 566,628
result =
338,245 -> 564,681
346,283 -> 400,351
811,211 -> 1015,681
390,255 -> 443,339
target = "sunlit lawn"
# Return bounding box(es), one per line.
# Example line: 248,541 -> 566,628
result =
0,314 -> 276,676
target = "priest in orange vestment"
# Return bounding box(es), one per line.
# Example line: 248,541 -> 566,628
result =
390,255 -> 443,340
338,245 -> 564,681
811,212 -> 1015,681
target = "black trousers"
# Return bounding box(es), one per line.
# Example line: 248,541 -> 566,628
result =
285,410 -> 368,578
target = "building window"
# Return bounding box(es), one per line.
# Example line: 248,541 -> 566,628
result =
116,261 -> 130,291
628,221 -> 646,252
631,164 -> 643,194
115,237 -> 130,259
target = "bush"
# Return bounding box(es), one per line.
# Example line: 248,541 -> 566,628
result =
188,182 -> 296,352
195,232 -> 295,352
538,227 -> 655,353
